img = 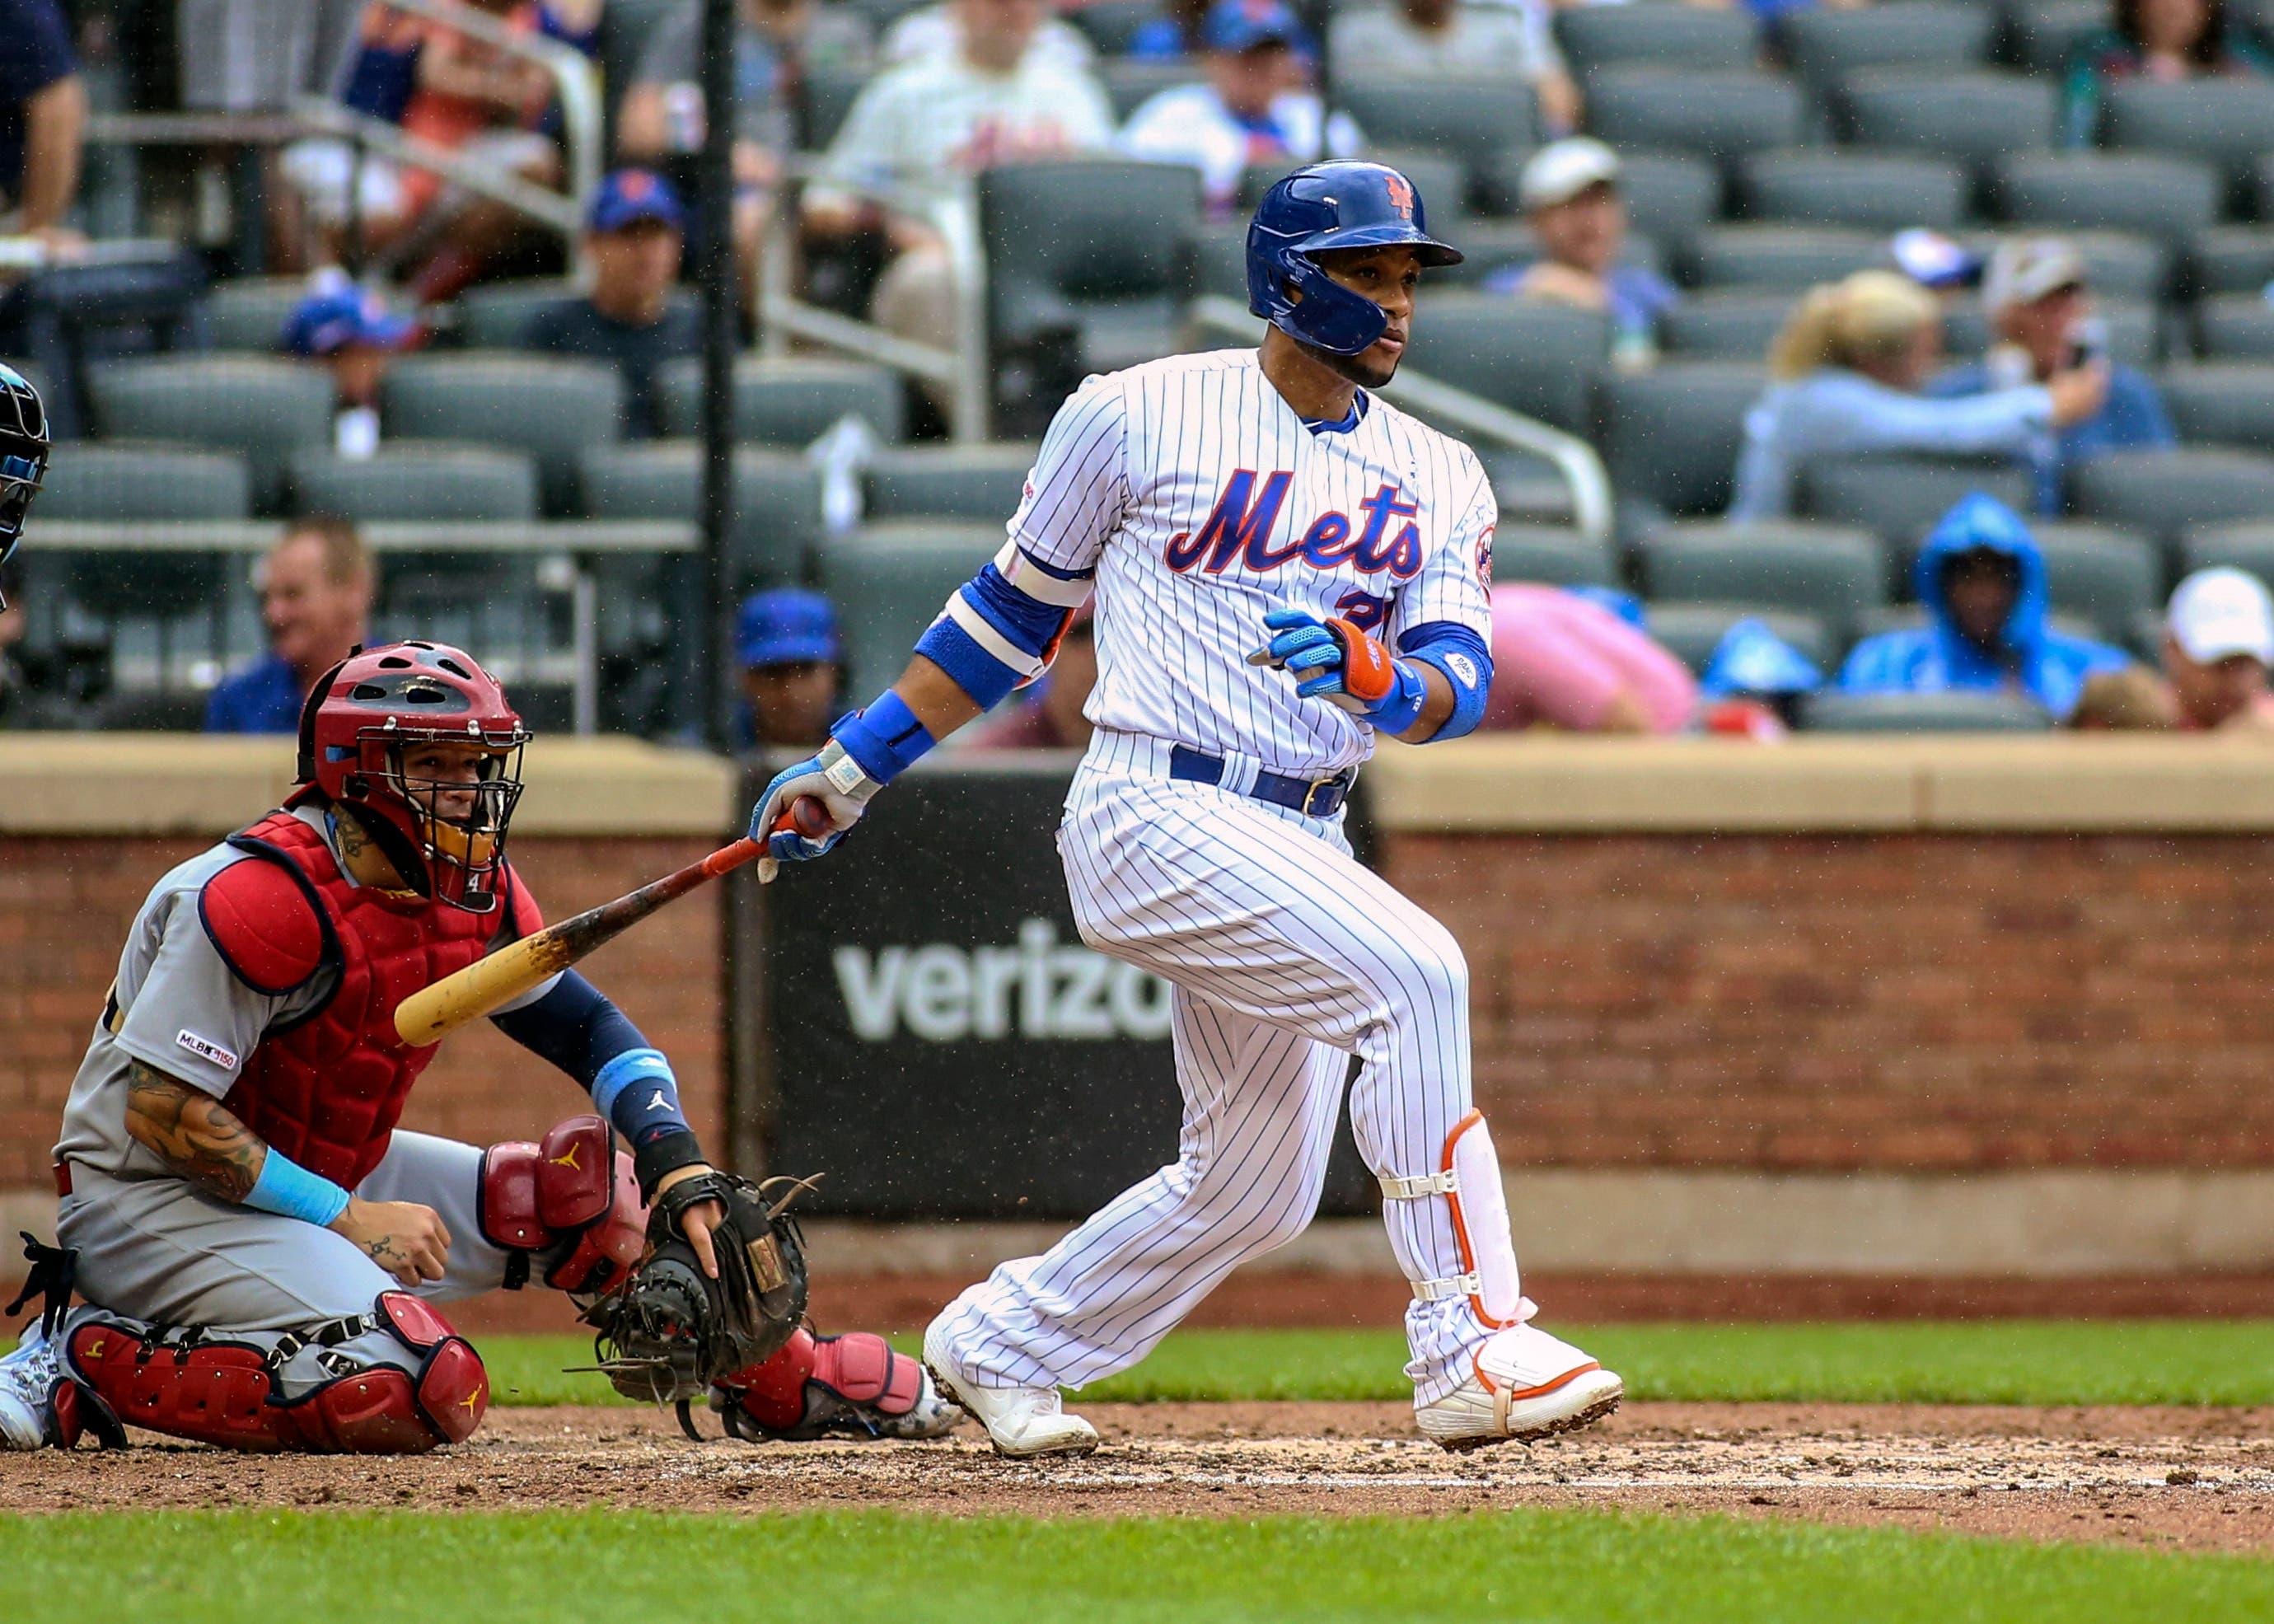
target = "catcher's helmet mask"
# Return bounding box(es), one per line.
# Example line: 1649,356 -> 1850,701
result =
0,363 -> 50,607
293,640 -> 531,912
1247,161 -> 1463,360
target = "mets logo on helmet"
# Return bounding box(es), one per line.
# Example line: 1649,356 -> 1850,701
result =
1384,172 -> 1415,221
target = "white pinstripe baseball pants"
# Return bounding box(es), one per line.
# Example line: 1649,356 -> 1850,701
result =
933,730 -> 1502,1405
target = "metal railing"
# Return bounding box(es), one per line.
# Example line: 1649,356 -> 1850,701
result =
1189,295 -> 1617,551
756,160 -> 993,442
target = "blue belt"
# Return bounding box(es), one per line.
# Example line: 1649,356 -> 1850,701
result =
1168,746 -> 1354,818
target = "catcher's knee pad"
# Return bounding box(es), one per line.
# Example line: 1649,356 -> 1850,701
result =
480,1113 -> 647,1295
717,1329 -> 925,1440
61,1292 -> 488,1454
1377,1110 -> 1532,1331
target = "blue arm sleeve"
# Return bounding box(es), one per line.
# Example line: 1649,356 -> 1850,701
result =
1397,622 -> 1494,742
913,557 -> 1084,710
491,971 -> 692,1150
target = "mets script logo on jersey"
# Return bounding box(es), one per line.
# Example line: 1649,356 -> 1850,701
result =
1164,472 -> 1424,581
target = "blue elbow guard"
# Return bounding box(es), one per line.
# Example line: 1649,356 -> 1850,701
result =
1407,642 -> 1492,742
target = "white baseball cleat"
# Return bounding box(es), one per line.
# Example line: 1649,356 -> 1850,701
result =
0,1319 -> 62,1451
922,1317 -> 1099,1459
1415,1322 -> 1624,1453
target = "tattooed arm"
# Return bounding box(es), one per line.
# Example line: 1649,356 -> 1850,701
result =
122,1060 -> 266,1202
119,1060 -> 452,1284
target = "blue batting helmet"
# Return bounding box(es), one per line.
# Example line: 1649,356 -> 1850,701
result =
0,363 -> 48,608
1246,161 -> 1462,357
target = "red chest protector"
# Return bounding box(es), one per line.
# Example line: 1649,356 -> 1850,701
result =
199,810 -> 539,1191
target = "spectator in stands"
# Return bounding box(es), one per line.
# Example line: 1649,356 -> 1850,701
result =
1696,617 -> 1823,741
617,0 -> 874,316
526,170 -> 696,439
1328,0 -> 1580,136
1838,494 -> 2131,723
282,271 -> 423,461
805,0 -> 1113,383
1889,228 -> 1983,299
2159,566 -> 2274,731
2064,0 -> 2272,146
1929,238 -> 2175,515
206,517 -> 377,733
883,0 -> 1095,70
1729,271 -> 2109,522
737,587 -> 843,749
1119,0 -> 1360,220
1129,0 -> 1214,59
0,0 -> 85,247
1479,583 -> 1696,733
971,604 -> 1095,747
1488,138 -> 1678,371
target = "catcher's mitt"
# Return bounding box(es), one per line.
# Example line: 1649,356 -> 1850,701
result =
580,1172 -> 811,1415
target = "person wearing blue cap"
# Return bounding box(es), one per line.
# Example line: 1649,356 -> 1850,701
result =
1119,0 -> 1360,219
526,169 -> 699,439
280,270 -> 423,460
737,587 -> 845,748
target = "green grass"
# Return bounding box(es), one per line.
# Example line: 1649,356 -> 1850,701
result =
480,1321 -> 2274,1409
6,1507 -> 2270,1624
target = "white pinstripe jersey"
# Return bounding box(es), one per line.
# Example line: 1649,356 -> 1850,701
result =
1002,348 -> 1498,777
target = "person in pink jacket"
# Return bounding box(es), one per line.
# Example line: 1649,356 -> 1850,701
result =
1482,584 -> 1696,733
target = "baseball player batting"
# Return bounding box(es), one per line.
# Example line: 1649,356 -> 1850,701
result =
0,642 -> 954,1453
751,161 -> 1623,1456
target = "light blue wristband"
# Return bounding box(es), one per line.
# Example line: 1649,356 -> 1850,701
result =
244,1147 -> 352,1227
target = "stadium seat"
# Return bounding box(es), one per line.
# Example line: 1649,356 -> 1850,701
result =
2072,448 -> 2274,549
1188,225 -> 1250,305
1799,690 -> 2052,732
822,521 -> 1001,695
1555,4 -> 1760,78
1333,77 -> 1539,190
2102,79 -> 2274,188
2188,227 -> 2274,296
1101,60 -> 1187,122
1798,456 -> 2036,549
1659,292 -> 1792,360
36,441 -> 250,520
455,278 -> 581,349
87,355 -> 333,513
1598,361 -> 1767,517
1647,604 -> 1832,674
1994,154 -> 2221,250
1839,73 -> 2056,177
1402,296 -> 1608,433
1685,225 -> 1885,292
381,354 -> 625,514
657,355 -> 906,447
579,442 -> 825,587
2159,364 -> 2274,452
1487,524 -> 1619,589
2196,295 -> 2274,359
2010,0 -> 2103,73
1780,5 -> 1994,91
863,442 -> 1036,521
980,158 -> 1201,380
1737,152 -> 1966,232
802,59 -> 873,148
1638,520 -> 1884,643
1584,68 -> 1805,166
1941,295 -> 2158,367
2178,520 -> 2274,587
287,442 -> 540,522
199,277 -> 309,352
1068,0 -> 1159,54
2028,522 -> 2161,643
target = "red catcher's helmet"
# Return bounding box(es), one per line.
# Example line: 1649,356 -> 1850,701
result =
292,641 -> 531,913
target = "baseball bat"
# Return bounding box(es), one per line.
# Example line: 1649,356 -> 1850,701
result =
391,796 -> 830,1047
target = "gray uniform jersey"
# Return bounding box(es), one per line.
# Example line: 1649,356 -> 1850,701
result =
52,806 -> 554,1182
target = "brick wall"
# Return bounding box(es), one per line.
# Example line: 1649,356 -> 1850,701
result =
1,835 -> 723,1188
1393,833 -> 2274,1171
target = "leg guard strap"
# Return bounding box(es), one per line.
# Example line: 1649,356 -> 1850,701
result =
1376,1110 -> 1527,1329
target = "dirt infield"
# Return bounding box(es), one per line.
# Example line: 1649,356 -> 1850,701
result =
8,1402 -> 2272,1551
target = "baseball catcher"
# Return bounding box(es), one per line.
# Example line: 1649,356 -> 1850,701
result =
0,641 -> 956,1453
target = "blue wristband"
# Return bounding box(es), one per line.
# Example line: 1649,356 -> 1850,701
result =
1369,660 -> 1429,735
244,1147 -> 352,1227
832,690 -> 938,787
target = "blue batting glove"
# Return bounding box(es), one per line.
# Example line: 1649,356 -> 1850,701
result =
746,739 -> 881,882
1247,606 -> 1428,732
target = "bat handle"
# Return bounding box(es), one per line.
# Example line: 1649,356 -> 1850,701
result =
702,836 -> 765,878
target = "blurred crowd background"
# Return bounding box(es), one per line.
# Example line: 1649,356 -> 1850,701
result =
7,0 -> 2274,749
